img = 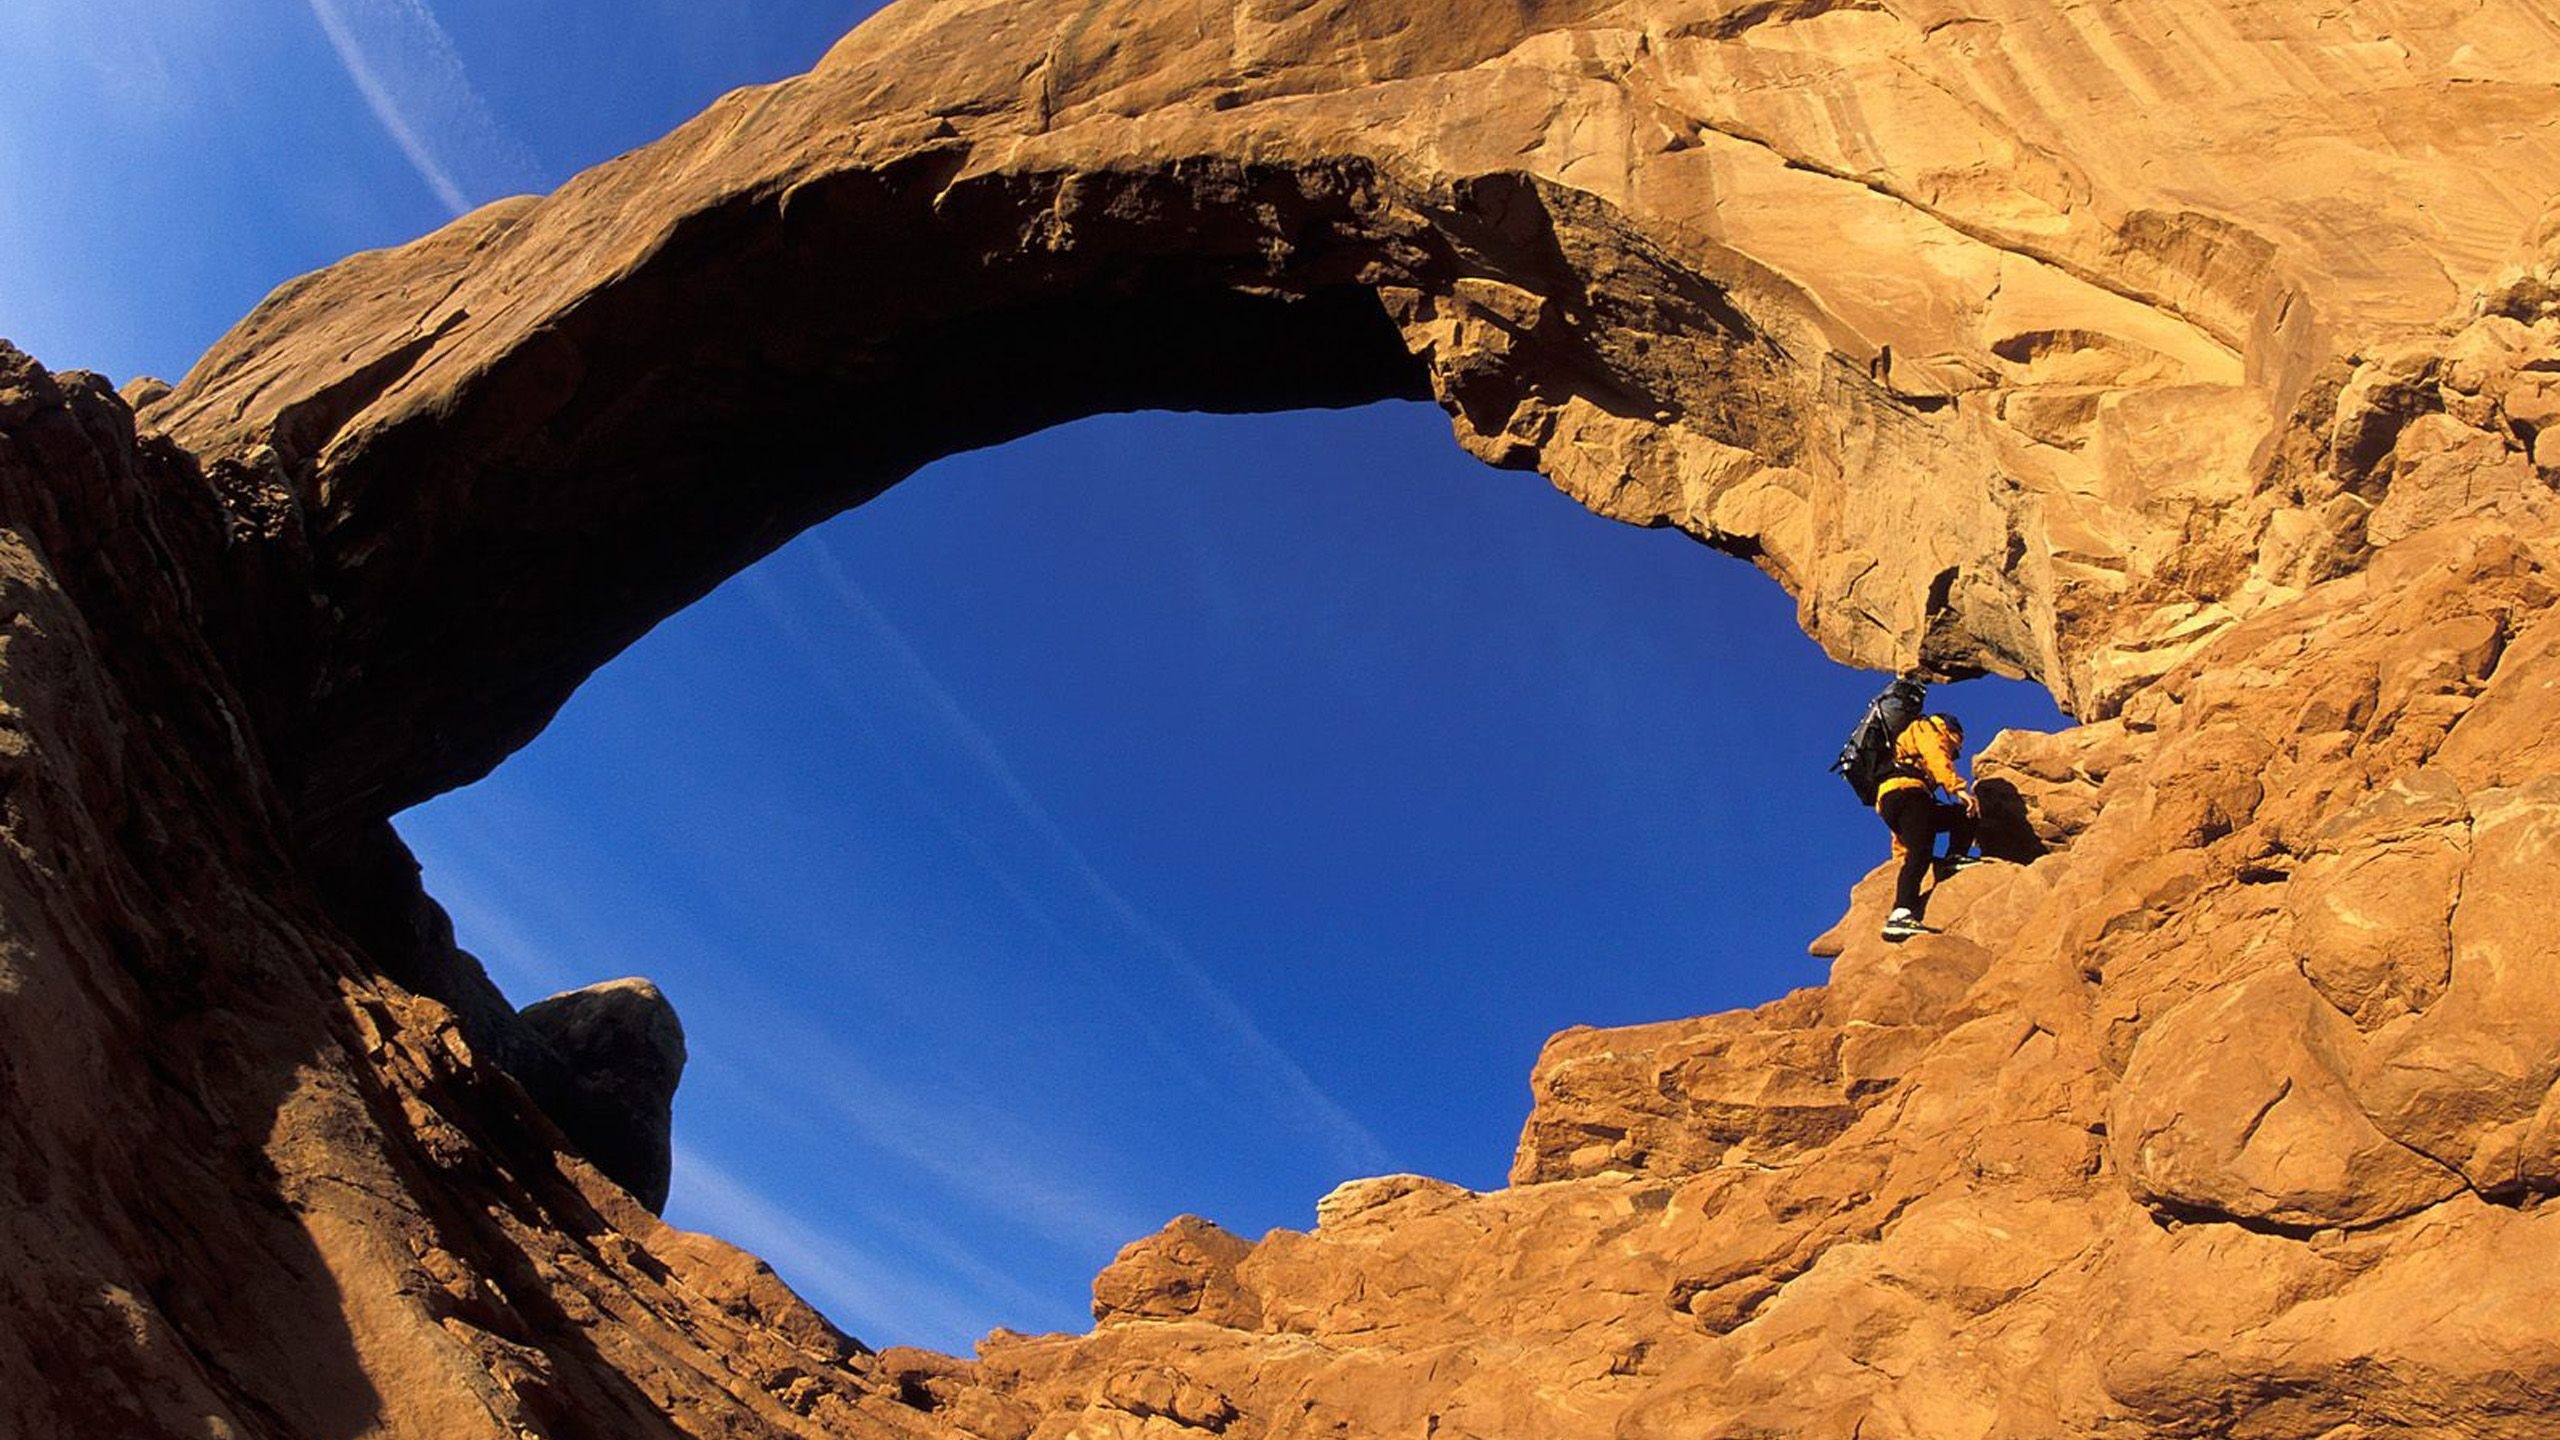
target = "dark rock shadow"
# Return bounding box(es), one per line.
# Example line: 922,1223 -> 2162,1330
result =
0,352 -> 388,1437
1973,777 -> 2047,863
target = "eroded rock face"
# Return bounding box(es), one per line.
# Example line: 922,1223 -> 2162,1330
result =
142,0 -> 2560,829
5,0 -> 2560,1435
518,978 -> 689,1212
0,352 -> 945,1438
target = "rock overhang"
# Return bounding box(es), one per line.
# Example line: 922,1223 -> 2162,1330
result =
5,0 -> 2560,1434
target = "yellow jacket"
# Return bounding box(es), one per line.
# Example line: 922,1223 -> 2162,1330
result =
1875,715 -> 1967,807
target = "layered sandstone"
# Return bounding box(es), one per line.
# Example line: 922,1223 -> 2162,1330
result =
1,0 -> 2557,1435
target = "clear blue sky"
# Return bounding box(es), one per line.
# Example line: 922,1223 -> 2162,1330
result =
2,0 -> 2068,1353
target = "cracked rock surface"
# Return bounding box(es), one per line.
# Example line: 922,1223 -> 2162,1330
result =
3,0 -> 2559,1434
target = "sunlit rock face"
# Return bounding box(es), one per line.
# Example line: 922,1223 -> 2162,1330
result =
146,0 -> 2560,828
0,0 -> 2556,1434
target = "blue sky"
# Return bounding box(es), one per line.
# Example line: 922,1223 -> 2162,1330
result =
2,1 -> 2069,1353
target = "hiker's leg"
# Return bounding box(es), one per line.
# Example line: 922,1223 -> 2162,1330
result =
1938,798 -> 1979,860
1883,793 -> 1935,911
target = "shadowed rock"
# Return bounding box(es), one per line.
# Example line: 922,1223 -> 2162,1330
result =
517,980 -> 689,1213
2,0 -> 2559,1435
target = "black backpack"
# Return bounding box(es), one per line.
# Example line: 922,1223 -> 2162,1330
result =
1831,676 -> 1928,805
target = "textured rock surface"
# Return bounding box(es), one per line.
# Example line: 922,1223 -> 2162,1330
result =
143,0 -> 2560,829
305,819 -> 692,1213
3,0 -> 2559,1435
0,352 -> 950,1438
518,979 -> 689,1213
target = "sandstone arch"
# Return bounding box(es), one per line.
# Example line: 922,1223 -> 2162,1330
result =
153,0 -> 2560,839
3,0 -> 2559,1434
154,151 -> 1870,839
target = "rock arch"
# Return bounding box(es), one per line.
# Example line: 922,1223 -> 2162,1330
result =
4,0 -> 2559,1434
150,0 -> 2550,838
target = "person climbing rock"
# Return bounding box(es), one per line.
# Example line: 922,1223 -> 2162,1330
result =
1876,712 -> 1983,941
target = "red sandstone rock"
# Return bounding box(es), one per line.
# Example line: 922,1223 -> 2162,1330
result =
3,1 -> 2559,1435
1092,1216 -> 1263,1328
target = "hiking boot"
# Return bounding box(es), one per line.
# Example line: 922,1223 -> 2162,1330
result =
1934,853 -> 1989,877
1880,907 -> 1925,942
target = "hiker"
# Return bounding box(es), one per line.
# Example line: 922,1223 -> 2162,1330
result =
1876,712 -> 1982,940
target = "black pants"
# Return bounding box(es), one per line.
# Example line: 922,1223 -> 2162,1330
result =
1879,789 -> 1978,912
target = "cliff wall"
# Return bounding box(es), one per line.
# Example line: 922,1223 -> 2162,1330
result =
2,0 -> 2557,1434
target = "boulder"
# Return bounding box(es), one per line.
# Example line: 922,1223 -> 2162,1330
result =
518,978 -> 689,1212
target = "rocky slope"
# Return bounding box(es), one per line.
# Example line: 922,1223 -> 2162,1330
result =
3,0 -> 2559,1435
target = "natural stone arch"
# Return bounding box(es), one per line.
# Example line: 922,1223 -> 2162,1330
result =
146,0 -> 2558,838
7,0 -> 2552,1433
161,156 -> 1841,837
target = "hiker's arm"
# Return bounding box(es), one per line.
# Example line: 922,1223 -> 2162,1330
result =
1921,727 -> 1974,805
